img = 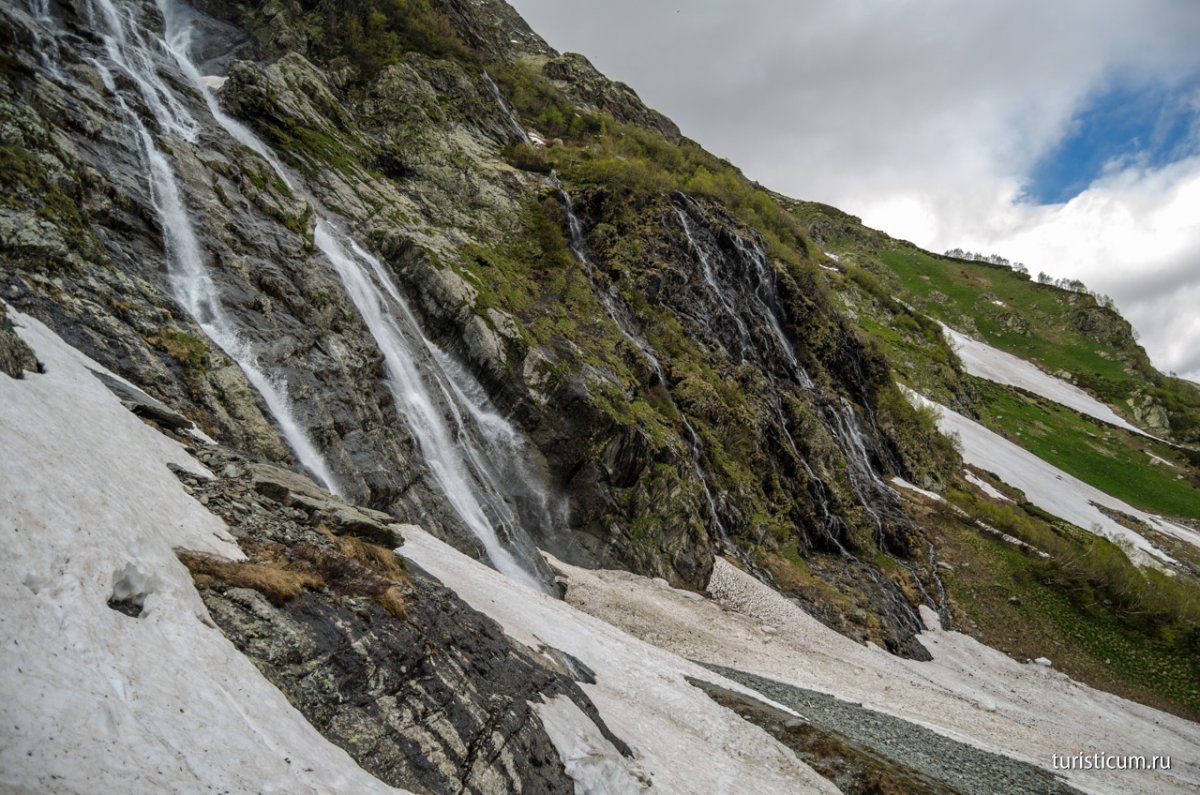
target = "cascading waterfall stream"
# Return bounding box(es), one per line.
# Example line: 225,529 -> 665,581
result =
559,191 -> 738,553
483,71 -> 531,146
79,0 -> 342,494
160,0 -> 555,589
313,226 -> 545,590
673,196 -> 939,626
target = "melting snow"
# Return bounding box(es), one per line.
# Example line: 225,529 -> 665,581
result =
559,557 -> 1200,795
891,476 -> 943,502
0,307 -> 407,794
534,696 -> 651,794
942,324 -> 1152,437
914,392 -> 1200,561
400,528 -> 839,795
964,470 -> 1012,502
1145,450 -> 1178,468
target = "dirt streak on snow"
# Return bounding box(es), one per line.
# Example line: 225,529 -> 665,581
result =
942,325 -> 1151,437
915,392 -> 1200,560
557,556 -> 1200,795
0,308 -> 407,794
399,528 -> 840,795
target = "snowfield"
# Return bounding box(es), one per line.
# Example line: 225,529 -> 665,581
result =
557,556 -> 1200,795
916,396 -> 1200,557
4,305 -> 1197,795
942,324 -> 1152,437
0,308 -> 409,795
913,393 -> 1200,562
401,528 -> 839,795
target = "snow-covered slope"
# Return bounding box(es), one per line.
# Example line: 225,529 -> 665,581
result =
915,393 -> 1200,563
400,528 -> 840,795
0,307 -> 408,794
558,556 -> 1200,795
942,325 -> 1152,436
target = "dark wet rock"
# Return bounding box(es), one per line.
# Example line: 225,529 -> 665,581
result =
2,0 -> 947,660
0,303 -> 42,378
90,369 -> 194,430
176,442 -> 629,794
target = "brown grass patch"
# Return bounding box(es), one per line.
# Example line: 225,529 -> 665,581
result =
339,536 -> 409,582
178,552 -> 324,605
181,535 -> 411,621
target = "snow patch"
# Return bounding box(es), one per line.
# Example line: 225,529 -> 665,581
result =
399,528 -> 839,795
1145,450 -> 1177,468
891,476 -> 942,502
912,391 -> 1200,561
942,324 -> 1152,437
560,555 -> 1200,795
964,470 -> 1012,502
0,307 -> 406,794
534,696 -> 650,794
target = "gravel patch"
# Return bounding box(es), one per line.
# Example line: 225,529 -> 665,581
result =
705,663 -> 1082,795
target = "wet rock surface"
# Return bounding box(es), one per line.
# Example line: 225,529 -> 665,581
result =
173,442 -> 625,794
0,302 -> 41,378
3,0 -> 948,664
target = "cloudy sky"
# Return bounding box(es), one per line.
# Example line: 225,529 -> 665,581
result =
507,0 -> 1200,381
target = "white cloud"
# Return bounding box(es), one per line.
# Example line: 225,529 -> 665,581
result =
508,0 -> 1200,380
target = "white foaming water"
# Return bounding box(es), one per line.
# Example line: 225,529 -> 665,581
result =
483,71 -> 531,146
159,1 -> 554,587
83,0 -> 342,494
674,199 -> 815,390
674,205 -> 754,365
314,226 -> 544,589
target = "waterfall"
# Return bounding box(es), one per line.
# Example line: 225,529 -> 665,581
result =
311,226 -> 545,589
158,0 -> 555,589
482,71 -> 531,146
561,191 -> 667,377
82,0 -> 342,494
560,191 -> 737,551
672,195 -> 937,617
673,205 -> 753,365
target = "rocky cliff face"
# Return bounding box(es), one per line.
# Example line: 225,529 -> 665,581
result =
1,0 -> 953,663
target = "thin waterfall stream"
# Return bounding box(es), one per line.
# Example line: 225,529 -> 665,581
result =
73,0 -> 556,588
558,189 -> 751,563
84,0 -> 342,494
167,2 -> 555,589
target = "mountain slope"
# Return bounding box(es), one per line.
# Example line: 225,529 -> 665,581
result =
1,0 -> 1199,791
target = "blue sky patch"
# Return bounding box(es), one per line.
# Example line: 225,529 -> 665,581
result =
1023,78 -> 1200,205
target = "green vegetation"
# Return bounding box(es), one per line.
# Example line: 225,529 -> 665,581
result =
0,143 -> 106,267
269,123 -> 367,179
153,327 -> 209,373
879,248 -> 1130,386
871,245 -> 1200,442
490,63 -> 605,141
293,0 -> 469,80
946,487 -> 1200,646
973,378 -> 1200,519
934,494 -> 1200,718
